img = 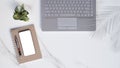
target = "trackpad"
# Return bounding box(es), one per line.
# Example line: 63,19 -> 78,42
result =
57,18 -> 77,29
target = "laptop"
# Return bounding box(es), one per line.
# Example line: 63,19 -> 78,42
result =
41,0 -> 96,31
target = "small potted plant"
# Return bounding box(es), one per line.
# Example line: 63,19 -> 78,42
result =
13,4 -> 29,22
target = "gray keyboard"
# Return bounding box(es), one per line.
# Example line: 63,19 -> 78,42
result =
44,0 -> 95,17
41,0 -> 96,31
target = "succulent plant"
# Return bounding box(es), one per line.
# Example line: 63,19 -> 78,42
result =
13,4 -> 29,22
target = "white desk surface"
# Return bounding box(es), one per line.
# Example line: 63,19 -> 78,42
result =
0,0 -> 120,68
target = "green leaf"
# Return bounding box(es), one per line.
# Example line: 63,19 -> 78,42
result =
22,10 -> 29,16
23,16 -> 29,21
15,6 -> 20,13
20,4 -> 25,12
13,13 -> 20,20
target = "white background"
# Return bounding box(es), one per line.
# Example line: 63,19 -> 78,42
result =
0,0 -> 120,68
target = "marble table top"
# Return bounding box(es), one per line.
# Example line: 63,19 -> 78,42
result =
0,0 -> 120,68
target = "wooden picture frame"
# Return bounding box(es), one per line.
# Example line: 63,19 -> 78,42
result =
11,24 -> 42,64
